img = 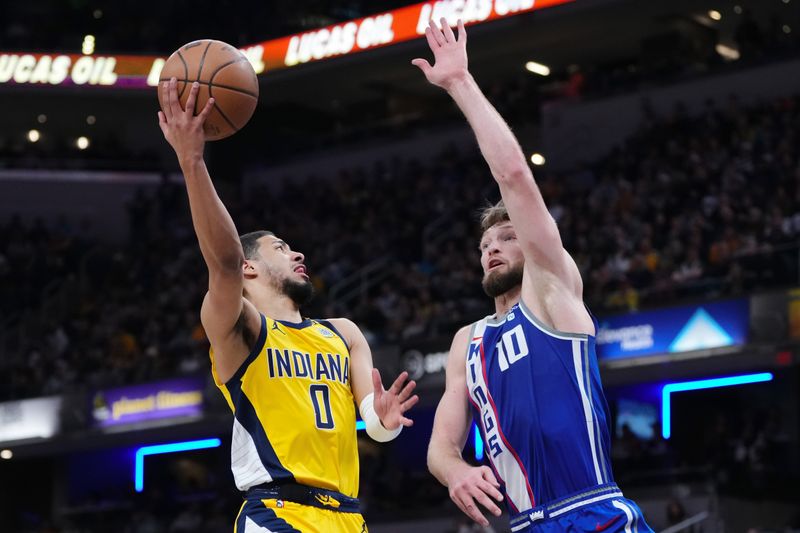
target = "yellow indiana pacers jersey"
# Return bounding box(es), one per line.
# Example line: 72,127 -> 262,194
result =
210,314 -> 359,497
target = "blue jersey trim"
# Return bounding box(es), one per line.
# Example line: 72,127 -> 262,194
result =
275,317 -> 314,329
225,375 -> 295,485
237,499 -> 301,532
225,313 -> 268,386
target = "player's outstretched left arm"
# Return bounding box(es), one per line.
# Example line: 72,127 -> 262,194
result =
331,318 -> 418,440
413,19 -> 569,280
428,326 -> 503,526
158,79 -> 262,384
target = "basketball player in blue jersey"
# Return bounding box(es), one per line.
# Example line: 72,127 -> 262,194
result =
157,78 -> 418,533
414,19 -> 654,533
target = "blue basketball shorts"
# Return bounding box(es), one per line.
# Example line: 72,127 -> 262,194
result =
509,483 -> 654,533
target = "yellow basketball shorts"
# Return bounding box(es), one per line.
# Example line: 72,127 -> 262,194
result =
234,498 -> 368,533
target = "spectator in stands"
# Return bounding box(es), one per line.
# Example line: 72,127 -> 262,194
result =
665,499 -> 689,530
2,94 -> 800,408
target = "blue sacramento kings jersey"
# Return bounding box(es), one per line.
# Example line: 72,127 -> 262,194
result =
466,300 -> 613,514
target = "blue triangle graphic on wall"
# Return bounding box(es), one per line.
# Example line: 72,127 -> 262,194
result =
668,308 -> 734,353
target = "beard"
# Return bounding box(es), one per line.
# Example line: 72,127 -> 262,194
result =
482,264 -> 524,298
282,277 -> 315,307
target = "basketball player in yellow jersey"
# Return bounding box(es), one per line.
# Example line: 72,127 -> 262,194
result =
158,79 -> 418,532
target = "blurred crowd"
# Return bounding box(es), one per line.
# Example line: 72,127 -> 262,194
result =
2,92 -> 800,401
558,93 -> 800,312
0,134 -> 159,172
3,4 -> 799,173
612,407 -> 795,499
10,407 -> 799,533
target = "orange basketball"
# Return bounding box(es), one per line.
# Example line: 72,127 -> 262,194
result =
157,39 -> 259,141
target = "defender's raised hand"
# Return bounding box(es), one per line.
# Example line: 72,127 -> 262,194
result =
157,78 -> 215,161
412,18 -> 468,91
372,368 -> 418,430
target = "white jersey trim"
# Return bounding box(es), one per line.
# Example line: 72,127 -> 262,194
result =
231,417 -> 272,491
585,340 -> 609,483
572,339 -> 603,485
244,516 -> 275,532
466,318 -> 534,513
548,491 -> 624,517
612,499 -> 635,533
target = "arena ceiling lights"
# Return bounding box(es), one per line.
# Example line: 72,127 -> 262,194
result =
0,0 -> 574,89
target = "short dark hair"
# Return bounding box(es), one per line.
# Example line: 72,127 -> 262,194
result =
239,230 -> 274,260
479,200 -> 510,232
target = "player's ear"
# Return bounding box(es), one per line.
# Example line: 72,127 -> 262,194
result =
242,259 -> 258,279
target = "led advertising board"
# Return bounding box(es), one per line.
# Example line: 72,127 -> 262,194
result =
0,396 -> 62,443
0,0 -> 573,88
596,299 -> 749,360
92,377 -> 205,428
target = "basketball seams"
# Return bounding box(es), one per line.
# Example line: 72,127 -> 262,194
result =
159,39 -> 258,140
208,84 -> 258,134
208,87 -> 240,134
205,80 -> 258,98
208,58 -> 259,98
175,51 -> 189,99
156,79 -> 258,99
195,40 -> 213,80
208,58 -> 241,79
193,40 -> 213,115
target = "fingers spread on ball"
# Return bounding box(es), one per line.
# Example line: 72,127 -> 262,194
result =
198,98 -> 216,122
185,82 -> 200,117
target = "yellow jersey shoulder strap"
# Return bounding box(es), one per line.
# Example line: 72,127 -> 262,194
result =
313,319 -> 351,352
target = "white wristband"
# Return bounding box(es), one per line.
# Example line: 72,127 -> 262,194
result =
358,392 -> 402,443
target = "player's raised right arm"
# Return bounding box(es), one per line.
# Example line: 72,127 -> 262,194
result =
158,79 -> 254,364
428,326 -> 503,527
413,20 -> 569,281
